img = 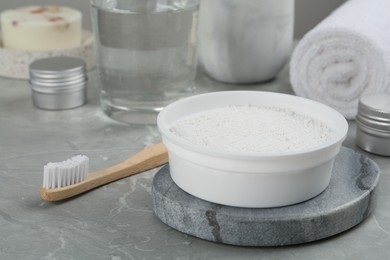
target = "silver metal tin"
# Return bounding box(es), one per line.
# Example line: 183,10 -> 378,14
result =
356,93 -> 390,156
29,57 -> 87,110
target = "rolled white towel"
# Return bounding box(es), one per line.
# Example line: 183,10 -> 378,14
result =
290,0 -> 390,119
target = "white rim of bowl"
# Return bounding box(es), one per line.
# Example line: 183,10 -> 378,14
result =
157,91 -> 349,159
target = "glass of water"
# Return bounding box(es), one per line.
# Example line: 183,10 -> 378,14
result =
90,0 -> 199,124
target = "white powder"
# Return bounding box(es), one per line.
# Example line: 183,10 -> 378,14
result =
169,105 -> 337,153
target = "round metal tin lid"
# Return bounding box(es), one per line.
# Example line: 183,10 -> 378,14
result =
358,93 -> 390,121
29,57 -> 87,110
29,56 -> 86,80
357,93 -> 390,132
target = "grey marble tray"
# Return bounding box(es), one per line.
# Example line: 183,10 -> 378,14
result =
152,147 -> 380,246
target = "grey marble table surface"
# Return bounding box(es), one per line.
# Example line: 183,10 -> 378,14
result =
0,65 -> 389,260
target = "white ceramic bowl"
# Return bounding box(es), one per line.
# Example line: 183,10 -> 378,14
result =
157,91 -> 348,208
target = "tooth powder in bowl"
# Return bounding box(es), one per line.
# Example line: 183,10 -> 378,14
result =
157,91 -> 348,208
169,105 -> 337,154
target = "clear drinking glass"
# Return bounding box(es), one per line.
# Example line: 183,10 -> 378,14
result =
90,0 -> 199,124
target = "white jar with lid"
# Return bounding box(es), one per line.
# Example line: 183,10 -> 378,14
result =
197,0 -> 294,84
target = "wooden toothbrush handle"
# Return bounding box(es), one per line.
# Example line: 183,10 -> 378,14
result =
40,143 -> 169,202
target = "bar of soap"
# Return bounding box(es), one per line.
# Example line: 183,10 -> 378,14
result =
1,6 -> 82,51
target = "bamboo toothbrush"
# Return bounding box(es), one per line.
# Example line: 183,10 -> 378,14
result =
40,143 -> 168,202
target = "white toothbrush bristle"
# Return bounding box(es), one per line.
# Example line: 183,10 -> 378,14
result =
43,155 -> 89,189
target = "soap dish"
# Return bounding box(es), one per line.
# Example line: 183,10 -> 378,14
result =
153,147 -> 380,246
0,30 -> 95,79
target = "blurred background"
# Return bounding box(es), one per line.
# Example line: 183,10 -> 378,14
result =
0,0 -> 346,39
